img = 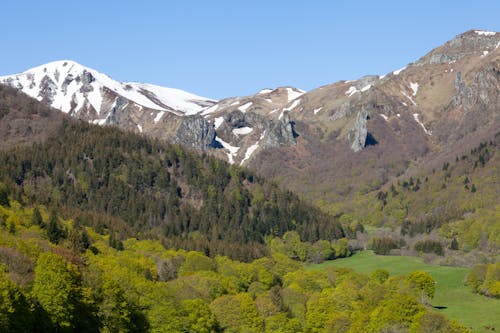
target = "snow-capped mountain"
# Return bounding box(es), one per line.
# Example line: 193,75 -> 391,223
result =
0,60 -> 216,121
0,60 -> 305,163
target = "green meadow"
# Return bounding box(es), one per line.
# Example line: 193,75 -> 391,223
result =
307,251 -> 500,333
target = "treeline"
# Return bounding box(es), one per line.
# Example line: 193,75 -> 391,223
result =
369,237 -> 445,256
0,198 -> 469,332
466,263 -> 500,298
268,231 -> 352,263
0,120 -> 343,260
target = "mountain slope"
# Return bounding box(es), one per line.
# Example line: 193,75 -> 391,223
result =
1,30 -> 498,223
246,30 -> 499,203
0,84 -> 344,261
0,60 -> 220,150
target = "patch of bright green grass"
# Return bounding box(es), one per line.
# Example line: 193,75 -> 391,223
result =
307,251 -> 500,333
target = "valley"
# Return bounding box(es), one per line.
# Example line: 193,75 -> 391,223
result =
0,28 -> 499,332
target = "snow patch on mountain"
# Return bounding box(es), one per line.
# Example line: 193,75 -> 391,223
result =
401,90 -> 417,106
474,30 -> 496,36
346,86 -> 359,97
393,66 -> 407,75
214,117 -> 224,129
413,113 -> 431,135
313,107 -> 323,114
286,87 -> 305,101
215,136 -> 240,164
154,111 -> 165,123
238,102 -> 253,113
232,126 -> 253,136
410,82 -> 419,96
279,99 -> 301,120
240,131 -> 266,165
284,99 -> 301,112
258,88 -> 273,95
201,104 -> 219,116
360,84 -> 372,92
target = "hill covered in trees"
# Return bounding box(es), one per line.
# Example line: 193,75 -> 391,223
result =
0,192 -> 470,332
0,84 -> 344,261
317,132 -> 500,265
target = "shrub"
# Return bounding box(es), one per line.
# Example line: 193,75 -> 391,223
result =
414,240 -> 444,256
370,237 -> 400,255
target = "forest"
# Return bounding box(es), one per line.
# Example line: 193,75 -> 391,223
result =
0,191 -> 471,332
0,118 -> 344,261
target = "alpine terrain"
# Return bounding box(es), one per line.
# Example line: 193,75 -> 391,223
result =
0,29 -> 499,333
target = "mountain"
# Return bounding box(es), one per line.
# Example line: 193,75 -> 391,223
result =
0,83 -> 345,261
239,29 -> 500,203
0,60 -> 307,160
1,29 -> 499,213
0,60 -> 215,116
0,60 -> 219,149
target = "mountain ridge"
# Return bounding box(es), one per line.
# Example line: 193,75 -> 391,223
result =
1,29 -> 498,205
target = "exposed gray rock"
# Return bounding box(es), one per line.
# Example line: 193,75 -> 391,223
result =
79,71 -> 95,93
172,115 -> 216,150
38,76 -> 57,104
213,109 -> 296,151
452,72 -> 473,112
471,65 -> 500,107
330,101 -> 355,121
105,97 -> 128,125
356,75 -> 379,89
263,111 -> 297,148
347,109 -> 368,152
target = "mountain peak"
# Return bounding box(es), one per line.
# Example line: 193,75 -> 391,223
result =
413,29 -> 499,66
0,60 -> 216,117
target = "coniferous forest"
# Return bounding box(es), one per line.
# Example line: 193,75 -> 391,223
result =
0,116 -> 344,261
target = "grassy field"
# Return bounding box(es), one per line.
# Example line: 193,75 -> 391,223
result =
307,251 -> 500,333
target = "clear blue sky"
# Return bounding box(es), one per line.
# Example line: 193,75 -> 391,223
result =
1,1 -> 499,99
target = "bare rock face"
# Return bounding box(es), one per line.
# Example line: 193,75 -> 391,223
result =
38,76 -> 57,104
453,72 -> 473,111
347,109 -> 368,152
172,115 -> 217,150
263,112 -> 297,148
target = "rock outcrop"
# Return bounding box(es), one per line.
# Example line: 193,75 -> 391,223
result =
347,109 -> 368,152
263,111 -> 297,148
172,115 -> 217,150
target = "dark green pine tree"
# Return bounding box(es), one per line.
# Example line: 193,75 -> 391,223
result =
450,237 -> 459,250
0,182 -> 9,207
31,207 -> 44,228
47,213 -> 65,244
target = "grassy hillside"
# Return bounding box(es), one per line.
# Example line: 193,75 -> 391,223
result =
307,251 -> 500,332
